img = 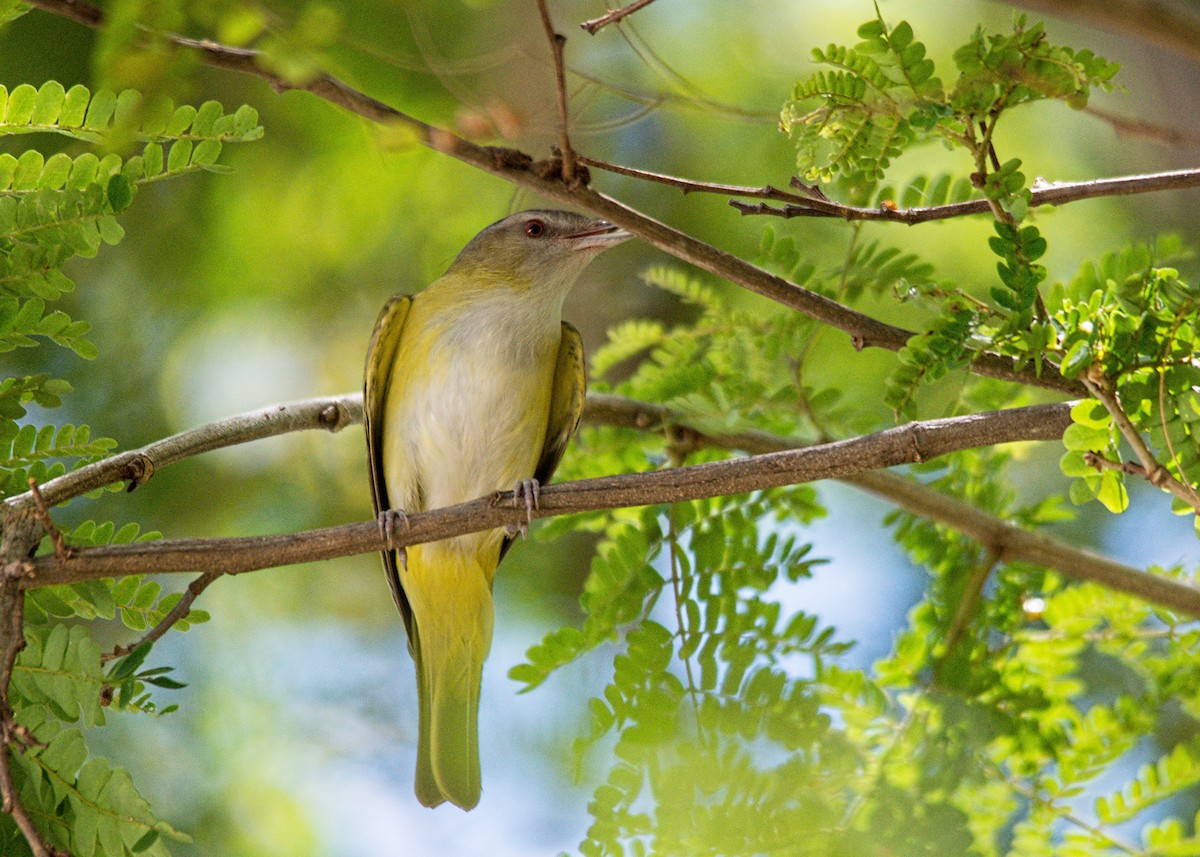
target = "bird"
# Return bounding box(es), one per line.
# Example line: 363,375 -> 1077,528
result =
363,209 -> 630,810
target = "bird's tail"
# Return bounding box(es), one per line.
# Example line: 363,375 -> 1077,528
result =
406,541 -> 496,811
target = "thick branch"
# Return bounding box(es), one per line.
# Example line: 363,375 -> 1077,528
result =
30,403 -> 1072,582
24,0 -> 1083,397
585,393 -> 1200,617
0,510 -> 59,857
23,396 -> 1200,616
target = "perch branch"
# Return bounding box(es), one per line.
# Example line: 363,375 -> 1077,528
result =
583,394 -> 1200,616
22,396 -> 1200,618
24,0 -> 1084,397
28,403 -> 1072,584
10,393 -> 1191,615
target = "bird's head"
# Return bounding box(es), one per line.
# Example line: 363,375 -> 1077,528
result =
448,209 -> 631,292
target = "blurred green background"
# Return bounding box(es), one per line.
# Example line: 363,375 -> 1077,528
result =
3,0 -> 1200,853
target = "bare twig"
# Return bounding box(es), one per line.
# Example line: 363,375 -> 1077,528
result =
731,169 -> 1200,223
1083,451 -> 1146,476
535,0 -> 578,184
101,571 -> 222,664
25,480 -> 67,563
580,157 -> 1200,224
1082,375 -> 1200,513
23,0 -> 1084,397
935,550 -> 1000,682
580,0 -> 659,34
3,395 -> 359,514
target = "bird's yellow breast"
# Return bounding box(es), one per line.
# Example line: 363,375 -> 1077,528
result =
380,285 -> 561,554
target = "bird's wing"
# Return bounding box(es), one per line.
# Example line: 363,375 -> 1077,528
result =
364,293 -> 416,633
499,321 -> 586,563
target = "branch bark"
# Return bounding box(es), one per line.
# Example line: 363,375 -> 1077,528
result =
583,158 -> 1200,224
29,402 -> 1073,582
23,0 -> 1084,397
535,0 -> 578,184
586,394 -> 1200,616
580,0 -> 660,34
4,395 -> 359,514
11,392 -> 1193,616
729,170 -> 1200,223
0,509 -> 60,857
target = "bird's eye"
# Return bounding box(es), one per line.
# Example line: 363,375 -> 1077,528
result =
524,219 -> 546,238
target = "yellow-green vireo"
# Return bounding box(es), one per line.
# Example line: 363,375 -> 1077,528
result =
364,210 -> 630,810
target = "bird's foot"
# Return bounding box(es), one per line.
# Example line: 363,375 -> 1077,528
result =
504,478 -> 540,539
378,509 -> 410,570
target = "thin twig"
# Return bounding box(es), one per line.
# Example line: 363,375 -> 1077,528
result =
579,156 -> 1200,224
580,0 -> 659,34
1082,375 -> 1200,513
935,550 -> 1000,682
101,571 -> 222,664
535,0 -> 578,184
23,0 -> 1085,397
25,480 -> 67,563
3,395 -> 360,514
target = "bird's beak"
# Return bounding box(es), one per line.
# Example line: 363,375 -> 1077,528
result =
561,220 -> 632,252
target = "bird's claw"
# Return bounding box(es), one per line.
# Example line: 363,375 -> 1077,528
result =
378,509 -> 410,570
504,478 -> 540,539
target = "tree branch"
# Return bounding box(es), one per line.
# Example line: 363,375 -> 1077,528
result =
1082,375 -> 1200,513
3,395 -> 359,514
7,389 -> 1194,616
728,170 -> 1200,223
28,403 -> 1071,580
23,0 -> 1084,397
585,394 -> 1200,616
535,0 -> 578,184
0,509 -> 60,857
101,571 -> 222,663
582,158 -> 1200,224
580,0 -> 660,35
22,396 -> 1200,618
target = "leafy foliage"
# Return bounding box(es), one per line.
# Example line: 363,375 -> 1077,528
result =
1051,240 -> 1200,523
0,76 -> 258,853
1,4 -> 1197,857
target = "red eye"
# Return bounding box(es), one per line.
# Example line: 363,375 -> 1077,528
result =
524,219 -> 545,238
